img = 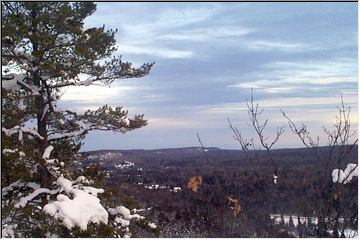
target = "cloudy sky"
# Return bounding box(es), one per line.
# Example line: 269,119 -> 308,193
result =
60,3 -> 358,151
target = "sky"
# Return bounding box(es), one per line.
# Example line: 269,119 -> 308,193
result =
59,2 -> 358,151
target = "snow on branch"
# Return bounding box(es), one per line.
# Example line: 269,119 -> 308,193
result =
48,127 -> 90,141
15,188 -> 59,208
2,73 -> 40,95
108,205 -> 150,237
2,181 -> 41,197
43,176 -> 108,230
2,181 -> 24,196
2,126 -> 44,140
42,145 -> 54,160
72,176 -> 89,185
2,148 -> 26,158
2,149 -> 17,154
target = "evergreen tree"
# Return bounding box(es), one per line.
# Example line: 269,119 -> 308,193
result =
2,2 -> 154,237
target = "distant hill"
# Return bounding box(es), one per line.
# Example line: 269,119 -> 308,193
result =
79,145 -> 357,170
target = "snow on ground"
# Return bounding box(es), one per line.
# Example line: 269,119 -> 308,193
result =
172,187 -> 182,192
87,152 -> 123,161
270,214 -> 349,228
114,161 -> 135,169
273,175 -> 278,184
327,229 -> 358,238
144,184 -> 182,192
271,214 -> 316,226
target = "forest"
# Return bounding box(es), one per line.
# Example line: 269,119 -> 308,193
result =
78,145 -> 358,237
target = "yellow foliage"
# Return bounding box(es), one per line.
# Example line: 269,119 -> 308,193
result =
227,197 -> 241,217
187,176 -> 203,192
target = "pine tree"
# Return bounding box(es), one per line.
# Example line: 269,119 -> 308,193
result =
2,2 -> 154,237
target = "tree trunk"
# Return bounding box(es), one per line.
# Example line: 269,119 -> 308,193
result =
30,5 -> 54,188
36,95 -> 53,188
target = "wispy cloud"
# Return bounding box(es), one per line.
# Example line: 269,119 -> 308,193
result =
228,57 -> 357,93
155,6 -> 220,28
116,44 -> 193,59
228,80 -> 301,93
110,5 -> 221,59
240,40 -> 310,52
158,26 -> 253,42
200,95 -> 358,115
266,58 -> 357,79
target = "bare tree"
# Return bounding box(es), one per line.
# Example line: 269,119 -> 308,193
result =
228,90 -> 285,179
281,96 -> 358,237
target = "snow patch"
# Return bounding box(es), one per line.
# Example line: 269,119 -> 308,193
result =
273,175 -> 278,184
332,163 -> 358,184
148,222 -> 157,229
